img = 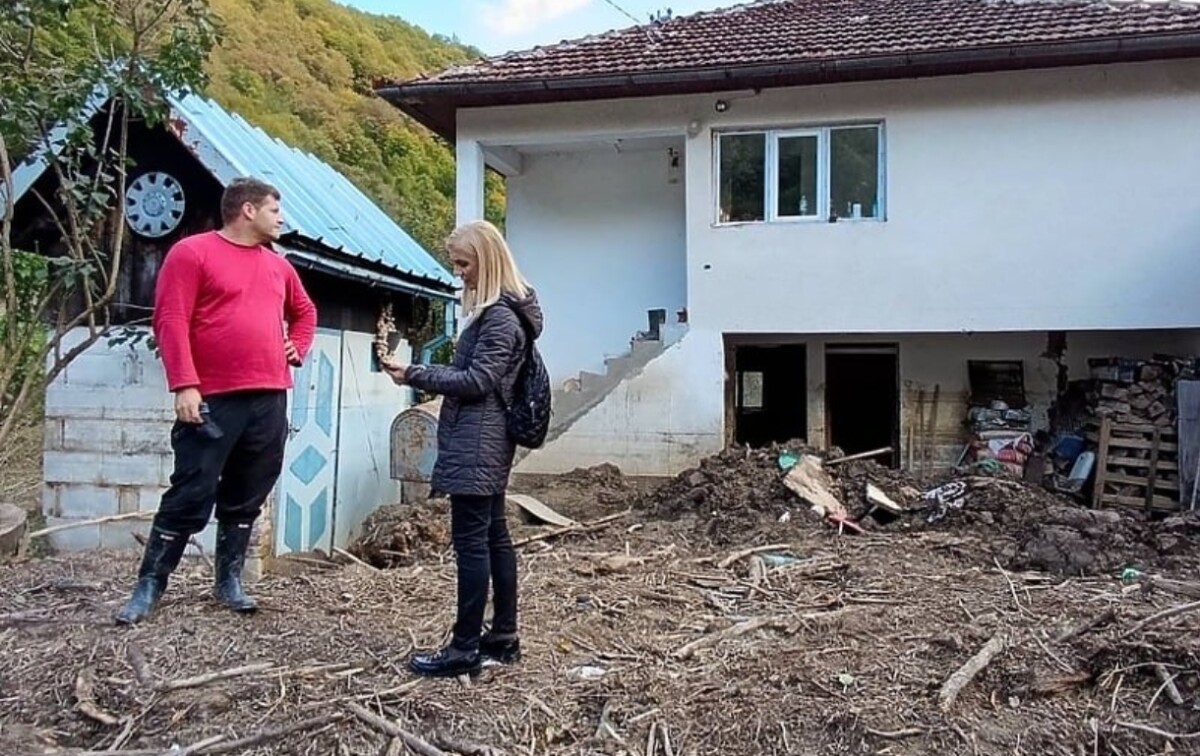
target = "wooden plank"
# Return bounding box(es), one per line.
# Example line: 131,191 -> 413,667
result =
1146,428 -> 1162,512
1093,417 -> 1111,509
1178,380 -> 1200,509
507,494 -> 578,528
1089,436 -> 1178,453
1107,455 -> 1178,471
1100,494 -> 1181,512
1111,422 -> 1177,436
1104,473 -> 1180,492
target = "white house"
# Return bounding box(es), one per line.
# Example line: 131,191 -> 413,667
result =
378,0 -> 1200,476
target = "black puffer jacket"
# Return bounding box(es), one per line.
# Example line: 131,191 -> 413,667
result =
405,291 -> 544,496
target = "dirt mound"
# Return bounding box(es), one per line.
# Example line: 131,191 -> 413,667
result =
642,444 -> 1200,576
642,444 -> 815,541
941,479 -> 1200,575
349,498 -> 450,568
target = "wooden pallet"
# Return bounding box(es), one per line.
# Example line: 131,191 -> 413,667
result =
1089,418 -> 1181,512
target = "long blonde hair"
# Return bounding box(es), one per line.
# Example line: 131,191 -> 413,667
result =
449,220 -> 530,317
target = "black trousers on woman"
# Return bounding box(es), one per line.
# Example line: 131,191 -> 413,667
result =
448,493 -> 518,651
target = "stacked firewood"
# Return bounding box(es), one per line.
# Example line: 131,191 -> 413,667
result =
1088,357 -> 1199,429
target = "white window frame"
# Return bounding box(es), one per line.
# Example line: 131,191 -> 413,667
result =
714,123 -> 885,226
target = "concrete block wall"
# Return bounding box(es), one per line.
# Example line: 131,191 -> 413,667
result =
42,329 -> 173,552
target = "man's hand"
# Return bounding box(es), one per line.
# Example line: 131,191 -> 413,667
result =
285,339 -> 302,366
175,387 -> 203,424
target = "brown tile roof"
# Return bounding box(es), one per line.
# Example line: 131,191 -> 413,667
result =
377,0 -> 1200,139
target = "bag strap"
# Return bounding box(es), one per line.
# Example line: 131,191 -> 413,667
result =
485,299 -> 534,410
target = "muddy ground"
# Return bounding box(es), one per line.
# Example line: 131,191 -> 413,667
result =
2,448 -> 1199,756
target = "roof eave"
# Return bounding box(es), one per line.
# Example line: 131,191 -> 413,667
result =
377,32 -> 1200,142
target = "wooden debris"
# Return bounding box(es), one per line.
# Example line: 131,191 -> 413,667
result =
74,668 -> 119,726
508,493 -> 578,527
826,447 -> 894,466
27,511 -> 153,539
1154,664 -> 1185,707
716,543 -> 791,570
346,703 -> 447,756
783,456 -> 846,519
1121,600 -> 1200,638
333,547 -> 380,573
938,633 -> 1007,712
513,510 -> 629,547
431,732 -> 498,756
158,662 -> 276,692
865,484 -> 904,515
675,615 -> 791,660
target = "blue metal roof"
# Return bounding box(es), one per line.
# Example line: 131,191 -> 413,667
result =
2,88 -> 455,294
167,93 -> 454,291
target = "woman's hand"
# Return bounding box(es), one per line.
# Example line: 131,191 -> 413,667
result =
381,360 -> 408,385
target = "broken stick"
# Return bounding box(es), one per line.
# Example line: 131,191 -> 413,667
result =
1121,600 -> 1200,638
27,511 -> 153,539
716,543 -> 790,570
203,713 -> 344,754
938,632 -> 1007,712
675,615 -> 790,660
826,447 -> 893,466
513,511 -> 629,547
158,662 -> 275,692
346,703 -> 447,756
75,668 -> 119,726
1154,664 -> 1185,707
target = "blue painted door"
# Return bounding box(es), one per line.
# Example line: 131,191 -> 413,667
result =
277,329 -> 342,555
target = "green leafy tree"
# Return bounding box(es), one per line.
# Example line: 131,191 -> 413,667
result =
0,0 -> 218,450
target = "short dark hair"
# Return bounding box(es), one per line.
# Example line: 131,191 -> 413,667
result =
220,177 -> 280,224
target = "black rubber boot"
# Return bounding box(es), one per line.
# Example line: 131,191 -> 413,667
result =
213,522 -> 258,613
115,527 -> 187,625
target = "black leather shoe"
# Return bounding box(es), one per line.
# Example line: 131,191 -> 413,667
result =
408,646 -> 482,678
480,633 -> 521,664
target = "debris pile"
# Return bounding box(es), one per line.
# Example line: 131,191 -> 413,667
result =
350,498 -> 450,568
643,443 -> 807,540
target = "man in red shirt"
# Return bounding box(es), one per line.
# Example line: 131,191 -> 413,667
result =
116,177 -> 317,625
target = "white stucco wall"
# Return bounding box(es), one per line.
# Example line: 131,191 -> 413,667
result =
332,331 -> 403,545
460,59 -> 1200,345
506,147 -> 687,380
515,329 -> 725,476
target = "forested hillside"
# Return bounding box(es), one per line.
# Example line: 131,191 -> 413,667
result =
203,0 -> 503,258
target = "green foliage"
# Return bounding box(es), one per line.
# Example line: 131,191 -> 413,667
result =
0,0 -> 216,448
202,0 -> 504,258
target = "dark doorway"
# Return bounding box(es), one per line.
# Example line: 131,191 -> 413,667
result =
825,345 -> 899,467
729,343 -> 807,447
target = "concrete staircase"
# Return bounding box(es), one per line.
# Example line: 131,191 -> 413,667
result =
542,321 -> 686,446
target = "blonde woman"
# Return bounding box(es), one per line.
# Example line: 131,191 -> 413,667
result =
382,220 -> 542,678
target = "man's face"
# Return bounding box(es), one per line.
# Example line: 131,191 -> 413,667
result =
246,196 -> 283,243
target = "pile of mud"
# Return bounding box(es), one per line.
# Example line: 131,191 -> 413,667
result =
646,444 -> 1200,575
349,498 -> 450,568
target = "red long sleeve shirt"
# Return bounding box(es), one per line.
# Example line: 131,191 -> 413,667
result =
153,231 -> 318,396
